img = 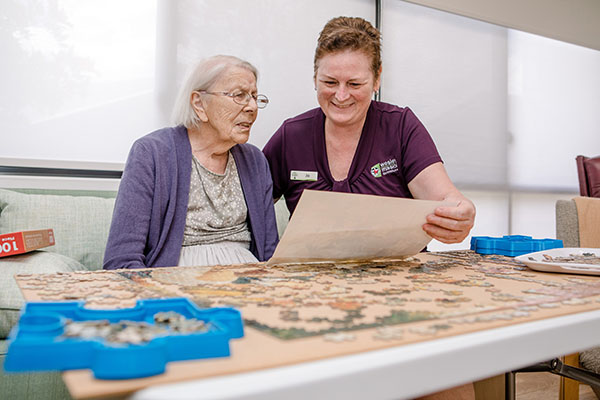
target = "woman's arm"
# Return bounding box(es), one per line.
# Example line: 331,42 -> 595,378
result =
407,162 -> 475,244
103,142 -> 155,269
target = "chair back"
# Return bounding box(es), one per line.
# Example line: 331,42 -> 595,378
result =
576,155 -> 600,198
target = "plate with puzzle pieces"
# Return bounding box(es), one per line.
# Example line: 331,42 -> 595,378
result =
516,248 -> 600,276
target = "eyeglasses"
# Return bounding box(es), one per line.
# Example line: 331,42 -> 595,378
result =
198,90 -> 269,109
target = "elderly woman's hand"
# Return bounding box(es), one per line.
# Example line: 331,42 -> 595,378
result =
422,199 -> 475,244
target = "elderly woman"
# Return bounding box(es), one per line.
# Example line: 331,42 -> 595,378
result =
263,17 -> 475,400
103,55 -> 278,269
263,16 -> 475,245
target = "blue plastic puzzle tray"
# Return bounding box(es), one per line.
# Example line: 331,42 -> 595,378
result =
470,235 -> 563,257
3,297 -> 243,379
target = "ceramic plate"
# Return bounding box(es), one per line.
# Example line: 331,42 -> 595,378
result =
515,248 -> 600,276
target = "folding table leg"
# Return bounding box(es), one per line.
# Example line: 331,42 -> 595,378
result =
504,372 -> 516,400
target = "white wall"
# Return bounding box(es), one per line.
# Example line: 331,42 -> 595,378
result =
507,30 -> 600,191
0,0 -> 160,163
0,0 -> 374,163
169,0 -> 374,151
2,1 -> 599,247
510,192 -> 579,239
382,0 -> 508,186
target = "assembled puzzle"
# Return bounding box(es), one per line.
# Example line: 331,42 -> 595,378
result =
10,250 -> 600,398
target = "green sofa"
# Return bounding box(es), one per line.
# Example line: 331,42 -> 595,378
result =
0,187 -> 290,400
0,188 -> 117,400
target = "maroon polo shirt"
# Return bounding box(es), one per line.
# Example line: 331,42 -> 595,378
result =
263,101 -> 442,215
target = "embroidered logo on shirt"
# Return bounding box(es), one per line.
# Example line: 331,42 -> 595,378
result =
370,164 -> 382,177
290,170 -> 318,181
370,159 -> 398,178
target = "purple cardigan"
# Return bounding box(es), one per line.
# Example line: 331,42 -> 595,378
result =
103,125 -> 279,269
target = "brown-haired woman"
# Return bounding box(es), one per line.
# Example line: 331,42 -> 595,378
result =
264,16 -> 475,245
263,16 -> 475,399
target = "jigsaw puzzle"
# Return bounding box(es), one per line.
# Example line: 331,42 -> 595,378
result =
16,251 -> 600,343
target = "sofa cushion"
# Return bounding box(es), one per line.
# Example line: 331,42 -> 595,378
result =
0,189 -> 115,270
274,199 -> 290,239
0,251 -> 85,339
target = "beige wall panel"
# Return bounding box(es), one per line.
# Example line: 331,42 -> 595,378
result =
401,0 -> 600,51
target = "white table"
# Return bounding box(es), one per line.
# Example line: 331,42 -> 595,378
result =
131,309 -> 600,400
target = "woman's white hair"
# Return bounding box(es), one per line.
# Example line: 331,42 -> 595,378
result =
171,55 -> 258,129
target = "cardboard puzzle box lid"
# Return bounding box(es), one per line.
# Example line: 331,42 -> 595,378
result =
0,229 -> 55,258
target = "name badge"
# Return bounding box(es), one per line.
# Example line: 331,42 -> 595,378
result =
290,170 -> 318,181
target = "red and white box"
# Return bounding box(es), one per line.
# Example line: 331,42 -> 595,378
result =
0,229 -> 55,258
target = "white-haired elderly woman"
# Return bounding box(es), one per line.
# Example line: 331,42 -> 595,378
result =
103,55 -> 278,269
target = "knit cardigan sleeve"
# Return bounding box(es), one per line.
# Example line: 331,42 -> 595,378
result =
103,139 -> 156,269
103,126 -> 191,269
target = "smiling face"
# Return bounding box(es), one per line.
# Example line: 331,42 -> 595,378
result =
315,50 -> 380,131
192,66 -> 258,147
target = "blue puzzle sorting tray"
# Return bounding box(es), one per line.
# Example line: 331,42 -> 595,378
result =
470,235 -> 563,257
3,297 -> 243,379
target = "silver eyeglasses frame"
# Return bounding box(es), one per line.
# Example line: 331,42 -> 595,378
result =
197,90 -> 269,109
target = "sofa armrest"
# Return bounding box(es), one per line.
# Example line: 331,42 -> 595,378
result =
556,199 -> 579,248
